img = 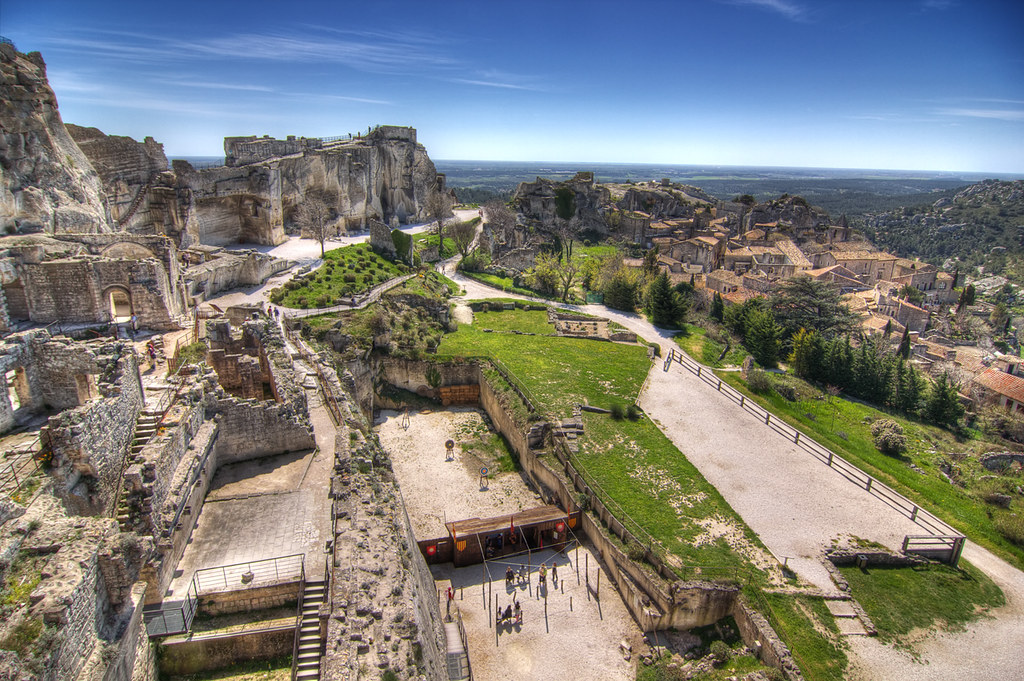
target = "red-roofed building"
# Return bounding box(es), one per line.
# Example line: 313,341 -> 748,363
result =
975,368 -> 1024,413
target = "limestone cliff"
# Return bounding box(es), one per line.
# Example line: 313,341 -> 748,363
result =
616,183 -> 714,219
744,195 -> 831,234
65,124 -> 181,237
0,44 -> 110,234
513,171 -> 612,236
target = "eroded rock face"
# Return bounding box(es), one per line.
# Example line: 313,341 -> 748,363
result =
0,45 -> 110,234
744,195 -> 830,232
513,171 -> 612,237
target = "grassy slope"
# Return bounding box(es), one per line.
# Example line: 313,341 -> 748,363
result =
719,371 -> 1024,572
673,324 -> 749,368
275,243 -> 407,308
838,562 -> 1004,645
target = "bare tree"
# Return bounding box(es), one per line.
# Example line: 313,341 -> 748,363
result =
296,196 -> 333,258
425,189 -> 454,238
556,256 -> 579,302
446,219 -> 477,257
482,199 -> 515,244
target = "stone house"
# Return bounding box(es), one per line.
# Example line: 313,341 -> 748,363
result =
622,211 -> 651,245
974,367 -> 1024,414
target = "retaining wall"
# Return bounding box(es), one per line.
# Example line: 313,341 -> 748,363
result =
158,626 -> 294,676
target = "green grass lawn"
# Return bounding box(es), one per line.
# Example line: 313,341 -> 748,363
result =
472,308 -> 554,334
838,562 -> 1004,646
674,324 -> 748,368
271,243 -> 408,308
760,594 -> 847,681
391,270 -> 458,299
413,232 -> 456,258
719,371 -> 1024,572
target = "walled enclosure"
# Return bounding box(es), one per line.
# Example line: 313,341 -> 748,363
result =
367,356 -> 803,679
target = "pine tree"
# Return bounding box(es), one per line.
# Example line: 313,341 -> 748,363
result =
710,292 -> 725,322
789,328 -> 822,381
897,326 -> 911,359
924,372 -> 965,430
744,307 -> 781,367
646,271 -> 686,327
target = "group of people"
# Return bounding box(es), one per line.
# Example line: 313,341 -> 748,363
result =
498,597 -> 522,626
504,561 -> 558,588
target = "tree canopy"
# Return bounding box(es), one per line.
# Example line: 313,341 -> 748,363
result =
771,276 -> 858,339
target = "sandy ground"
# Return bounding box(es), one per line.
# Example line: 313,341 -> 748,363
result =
433,546 -> 640,681
375,407 -> 543,540
376,406 -> 642,681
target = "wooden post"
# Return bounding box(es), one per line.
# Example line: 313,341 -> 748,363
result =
866,478 -> 873,493
717,379 -> 722,390
740,396 -> 744,407
495,594 -> 499,646
765,413 -> 770,425
794,432 -> 800,444
576,544 -> 580,585
827,452 -> 834,466
911,506 -> 919,522
697,367 -> 701,377
570,596 -> 573,611
597,568 -> 600,599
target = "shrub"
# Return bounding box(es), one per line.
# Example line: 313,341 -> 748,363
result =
626,541 -> 646,562
871,419 -> 907,456
709,640 -> 731,665
994,513 -> 1024,546
774,381 -> 798,402
344,273 -> 357,283
610,403 -> 625,420
626,404 -> 641,420
747,368 -> 773,394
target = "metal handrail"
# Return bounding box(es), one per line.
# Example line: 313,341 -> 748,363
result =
0,435 -> 46,498
289,560 -> 307,681
192,553 -> 305,594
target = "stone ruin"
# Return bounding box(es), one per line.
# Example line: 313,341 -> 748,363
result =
2,44 -> 445,251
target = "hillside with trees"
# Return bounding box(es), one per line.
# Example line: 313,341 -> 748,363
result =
863,180 -> 1024,279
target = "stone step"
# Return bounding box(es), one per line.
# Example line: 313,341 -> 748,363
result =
296,661 -> 319,671
295,671 -> 319,681
297,651 -> 320,661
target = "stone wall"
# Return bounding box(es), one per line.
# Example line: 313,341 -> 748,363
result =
198,582 -> 300,616
45,348 -> 144,516
206,394 -> 314,465
158,626 -> 295,676
732,601 -> 804,681
173,161 -> 285,247
182,250 -> 290,304
225,135 -> 323,167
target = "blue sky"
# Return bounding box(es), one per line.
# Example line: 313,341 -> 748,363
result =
3,0 -> 1022,173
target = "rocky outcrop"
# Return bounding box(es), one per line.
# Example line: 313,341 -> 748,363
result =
744,195 -> 830,234
617,183 -> 713,219
0,44 -> 110,234
65,124 -> 182,237
513,171 -> 612,236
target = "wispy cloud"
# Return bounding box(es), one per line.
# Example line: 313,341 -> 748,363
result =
161,80 -> 275,93
43,28 -> 456,75
724,0 -> 807,22
287,92 -> 393,106
450,79 -> 538,91
937,107 -> 1024,122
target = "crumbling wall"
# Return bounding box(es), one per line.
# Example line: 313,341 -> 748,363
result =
182,250 -> 290,303
206,395 -> 314,465
0,496 -> 152,681
46,348 -> 144,516
305,354 -> 446,681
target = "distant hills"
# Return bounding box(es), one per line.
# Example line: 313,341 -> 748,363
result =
863,179 -> 1024,278
436,160 -> 1017,217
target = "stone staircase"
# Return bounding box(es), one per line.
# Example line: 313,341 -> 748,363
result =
117,179 -> 152,227
294,579 -> 325,680
114,407 -> 164,531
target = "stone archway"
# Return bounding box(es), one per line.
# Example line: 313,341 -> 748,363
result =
104,286 -> 133,323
